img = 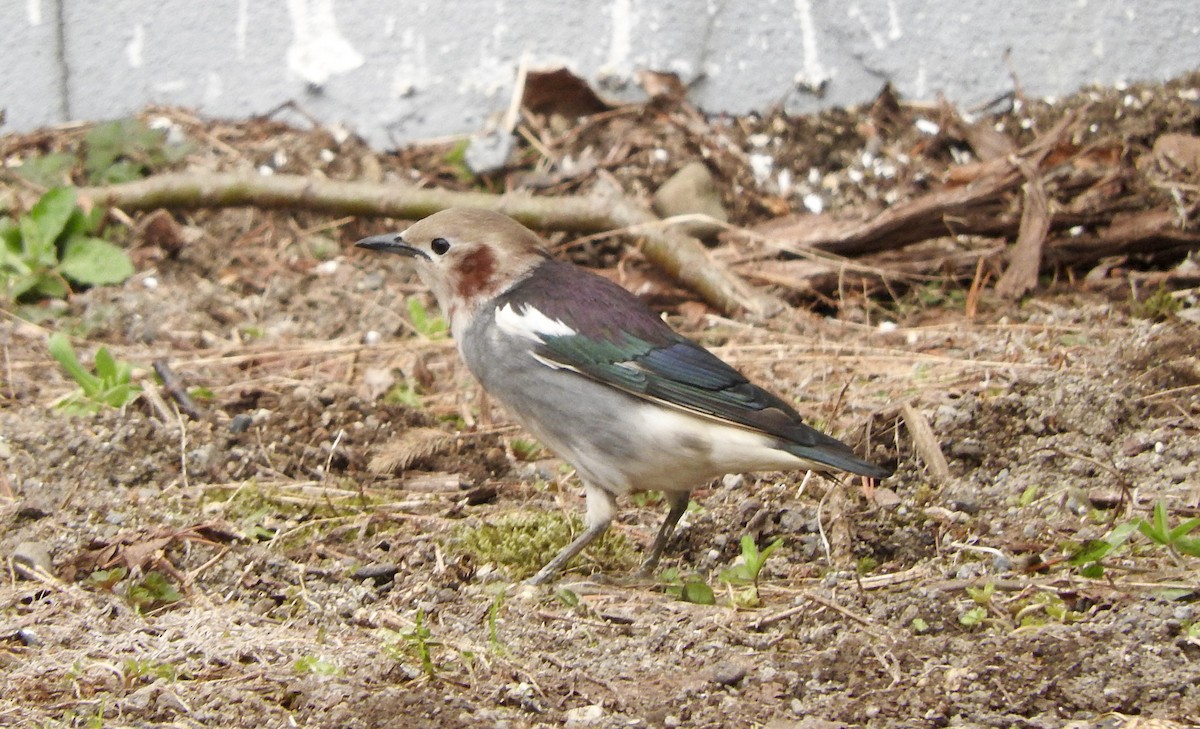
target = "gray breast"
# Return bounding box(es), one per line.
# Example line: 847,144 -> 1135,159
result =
459,309 -> 661,492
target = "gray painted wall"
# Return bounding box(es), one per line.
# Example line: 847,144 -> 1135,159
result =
3,1 -> 1198,149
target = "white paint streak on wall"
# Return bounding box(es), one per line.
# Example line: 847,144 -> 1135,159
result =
886,0 -> 902,40
914,59 -> 927,99
391,27 -> 427,98
847,4 -> 885,50
126,24 -> 145,68
236,0 -> 249,60
607,0 -> 633,70
26,0 -> 41,25
285,0 -> 364,85
793,0 -> 830,87
204,73 -> 223,104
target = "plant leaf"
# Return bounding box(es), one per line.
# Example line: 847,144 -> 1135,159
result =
30,187 -> 79,250
1169,517 -> 1200,542
47,333 -> 102,394
93,347 -> 119,382
680,580 -> 715,605
13,152 -> 77,187
58,237 -> 135,285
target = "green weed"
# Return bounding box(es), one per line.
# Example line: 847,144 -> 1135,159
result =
293,655 -> 341,676
659,568 -> 716,605
1,187 -> 134,302
124,571 -> 182,614
48,333 -> 142,414
407,297 -> 448,339
83,117 -> 191,184
719,535 -> 782,607
1136,500 -> 1200,559
456,511 -> 637,580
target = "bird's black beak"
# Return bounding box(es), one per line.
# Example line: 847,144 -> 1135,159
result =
355,234 -> 427,259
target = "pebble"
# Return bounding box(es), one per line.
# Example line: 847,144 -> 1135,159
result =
564,704 -> 606,726
229,413 -> 253,433
872,488 -> 902,509
16,628 -> 40,647
12,541 -> 53,576
712,664 -> 748,686
351,563 -> 399,585
948,498 -> 980,515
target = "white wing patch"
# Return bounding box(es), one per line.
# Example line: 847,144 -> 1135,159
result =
494,302 -> 576,343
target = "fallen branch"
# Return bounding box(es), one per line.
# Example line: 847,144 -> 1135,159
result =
71,172 -> 779,317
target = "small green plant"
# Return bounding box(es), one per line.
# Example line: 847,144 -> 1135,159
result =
124,571 -> 182,613
509,438 -> 543,462
84,117 -> 191,184
48,332 -> 142,414
958,582 -> 995,628
910,617 -> 930,634
719,535 -> 782,606
487,588 -> 507,654
630,490 -> 664,508
1012,591 -> 1084,628
442,139 -> 475,183
1067,521 -> 1139,578
959,606 -> 988,627
1,187 -> 134,301
1136,500 -> 1200,559
86,567 -> 129,592
456,511 -> 637,580
403,609 -> 439,679
407,297 -> 448,339
122,658 -> 180,684
1130,285 -> 1181,320
384,382 -> 424,409
293,655 -> 341,676
660,568 -> 716,605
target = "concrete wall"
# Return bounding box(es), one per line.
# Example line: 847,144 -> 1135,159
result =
3,0 -> 1198,149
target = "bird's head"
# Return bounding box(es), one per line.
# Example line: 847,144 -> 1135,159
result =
356,208 -> 549,334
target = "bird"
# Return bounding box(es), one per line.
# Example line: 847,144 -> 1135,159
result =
357,208 -> 891,584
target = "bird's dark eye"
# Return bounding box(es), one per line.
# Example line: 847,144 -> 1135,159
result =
430,238 -> 451,255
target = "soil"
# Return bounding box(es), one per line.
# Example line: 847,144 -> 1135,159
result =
2,74 -> 1199,728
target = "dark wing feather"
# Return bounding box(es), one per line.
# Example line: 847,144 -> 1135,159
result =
498,261 -> 890,478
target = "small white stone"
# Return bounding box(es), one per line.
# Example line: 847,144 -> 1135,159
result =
777,168 -> 793,197
364,330 -> 381,345
914,118 -> 940,136
652,148 -> 669,163
748,153 -> 774,184
802,193 -> 824,214
564,703 -> 605,726
316,260 -> 339,275
142,276 -> 158,290
1154,441 -> 1165,454
319,149 -> 335,163
878,320 -> 898,333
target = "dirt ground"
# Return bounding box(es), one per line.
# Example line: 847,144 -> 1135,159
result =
2,73 -> 1200,728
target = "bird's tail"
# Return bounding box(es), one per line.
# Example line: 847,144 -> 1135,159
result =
780,441 -> 893,479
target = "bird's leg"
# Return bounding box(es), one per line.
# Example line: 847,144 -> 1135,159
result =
637,490 -> 690,577
528,483 -> 616,585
